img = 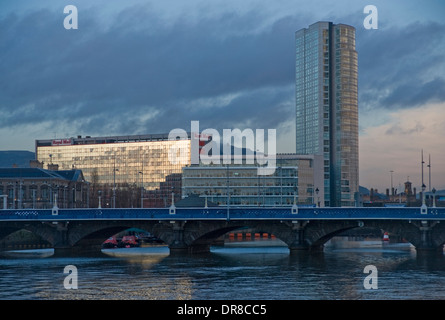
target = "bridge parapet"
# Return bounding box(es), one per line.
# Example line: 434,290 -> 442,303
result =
1,207 -> 445,256
1,207 -> 445,221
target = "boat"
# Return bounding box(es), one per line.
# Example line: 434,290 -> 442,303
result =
102,236 -> 118,248
118,235 -> 140,248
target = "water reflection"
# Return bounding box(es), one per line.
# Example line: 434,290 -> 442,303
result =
1,238 -> 445,300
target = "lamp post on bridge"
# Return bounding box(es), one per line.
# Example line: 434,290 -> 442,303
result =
432,188 -> 436,208
226,164 -> 230,221
421,183 -> 427,214
139,171 -> 144,208
315,187 -> 320,207
113,168 -> 119,208
0,195 -> 7,210
98,190 -> 102,209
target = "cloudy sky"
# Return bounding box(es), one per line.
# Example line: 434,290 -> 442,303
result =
1,0 -> 444,191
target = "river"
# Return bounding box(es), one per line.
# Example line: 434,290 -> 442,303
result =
1,237 -> 445,300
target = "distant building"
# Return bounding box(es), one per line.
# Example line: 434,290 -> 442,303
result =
143,173 -> 182,208
359,180 -> 443,207
182,154 -> 324,207
0,167 -> 88,209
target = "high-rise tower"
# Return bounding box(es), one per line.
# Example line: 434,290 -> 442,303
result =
295,21 -> 358,207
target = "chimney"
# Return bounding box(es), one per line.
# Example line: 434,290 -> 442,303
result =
48,163 -> 59,171
30,160 -> 44,168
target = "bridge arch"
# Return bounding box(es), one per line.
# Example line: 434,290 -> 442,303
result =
302,220 -> 445,253
2,210 -> 445,255
59,221 -> 176,251
176,220 -> 315,253
0,222 -> 55,249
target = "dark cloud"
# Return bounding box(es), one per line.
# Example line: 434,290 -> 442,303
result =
0,5 -> 302,136
357,21 -> 445,110
0,4 -> 444,141
382,77 -> 445,108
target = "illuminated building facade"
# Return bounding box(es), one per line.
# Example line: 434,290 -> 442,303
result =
35,134 -> 190,207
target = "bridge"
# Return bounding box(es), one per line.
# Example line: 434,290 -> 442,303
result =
1,206 -> 445,255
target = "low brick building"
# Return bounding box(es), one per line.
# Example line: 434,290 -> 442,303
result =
0,167 -> 89,209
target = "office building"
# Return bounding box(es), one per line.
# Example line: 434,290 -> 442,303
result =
35,134 -> 191,207
295,21 -> 359,206
182,154 -> 324,207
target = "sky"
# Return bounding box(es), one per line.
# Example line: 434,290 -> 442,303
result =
0,0 -> 444,191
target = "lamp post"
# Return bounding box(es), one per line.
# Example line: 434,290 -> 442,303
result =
139,171 -> 144,208
63,186 -> 67,208
315,187 -> 320,207
421,183 -> 427,214
279,166 -> 283,206
0,195 -> 7,210
226,164 -> 230,221
390,170 -> 394,196
113,168 -> 119,208
98,190 -> 102,208
432,187 -> 436,208
32,189 -> 36,209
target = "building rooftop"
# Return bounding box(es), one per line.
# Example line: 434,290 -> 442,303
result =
0,167 -> 84,182
35,133 -> 189,147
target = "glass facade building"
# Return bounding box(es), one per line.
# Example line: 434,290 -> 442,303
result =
182,154 -> 324,207
35,134 -> 191,207
295,21 -> 358,207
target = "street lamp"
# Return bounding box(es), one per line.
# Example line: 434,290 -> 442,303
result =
421,183 -> 427,214
139,171 -> 144,208
315,187 -> 320,207
113,168 -> 119,208
279,167 -> 283,207
390,170 -> 394,196
226,164 -> 230,221
432,187 -> 436,208
98,190 -> 102,208
0,195 -> 7,210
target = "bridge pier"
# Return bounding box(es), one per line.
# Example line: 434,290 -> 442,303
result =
168,221 -> 212,254
415,222 -> 443,254
51,222 -> 107,257
409,221 -> 445,255
288,221 -> 312,253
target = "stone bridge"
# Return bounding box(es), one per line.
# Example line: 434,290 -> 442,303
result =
1,206 -> 445,255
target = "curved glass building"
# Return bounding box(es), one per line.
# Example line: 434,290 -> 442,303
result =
295,21 -> 358,207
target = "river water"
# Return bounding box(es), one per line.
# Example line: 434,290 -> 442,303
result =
1,237 -> 445,300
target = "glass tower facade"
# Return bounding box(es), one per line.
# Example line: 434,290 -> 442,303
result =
295,22 -> 358,207
35,134 -> 191,191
